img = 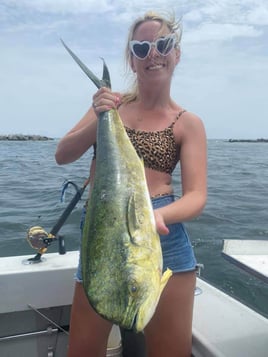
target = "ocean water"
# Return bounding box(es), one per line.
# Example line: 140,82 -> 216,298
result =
0,139 -> 267,317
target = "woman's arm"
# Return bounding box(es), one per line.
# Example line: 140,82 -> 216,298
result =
155,112 -> 207,229
55,107 -> 98,165
55,88 -> 122,165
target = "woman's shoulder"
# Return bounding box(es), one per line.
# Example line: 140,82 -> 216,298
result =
177,109 -> 204,128
174,109 -> 206,140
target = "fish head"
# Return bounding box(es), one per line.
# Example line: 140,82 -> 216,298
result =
121,265 -> 164,332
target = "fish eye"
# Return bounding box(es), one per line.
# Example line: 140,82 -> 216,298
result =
131,285 -> 137,293
129,280 -> 139,295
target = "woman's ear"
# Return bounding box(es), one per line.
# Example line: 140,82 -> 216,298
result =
130,56 -> 136,72
175,47 -> 181,64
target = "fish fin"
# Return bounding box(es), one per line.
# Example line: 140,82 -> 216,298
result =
60,39 -> 111,89
127,193 -> 144,245
100,57 -> 111,89
160,268 -> 173,293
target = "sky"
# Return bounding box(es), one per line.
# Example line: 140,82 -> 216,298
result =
0,0 -> 268,139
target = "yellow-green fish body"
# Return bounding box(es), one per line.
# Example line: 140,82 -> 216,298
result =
82,108 -> 172,331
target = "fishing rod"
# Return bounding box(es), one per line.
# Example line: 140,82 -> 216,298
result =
26,177 -> 90,263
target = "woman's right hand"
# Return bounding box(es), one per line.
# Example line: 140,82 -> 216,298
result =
92,87 -> 121,115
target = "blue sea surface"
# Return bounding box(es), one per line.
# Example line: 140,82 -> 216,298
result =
0,139 -> 267,316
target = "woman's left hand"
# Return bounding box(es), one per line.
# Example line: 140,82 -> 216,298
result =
154,209 -> 169,236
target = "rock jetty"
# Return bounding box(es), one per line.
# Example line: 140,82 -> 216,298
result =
0,134 -> 54,141
228,138 -> 268,143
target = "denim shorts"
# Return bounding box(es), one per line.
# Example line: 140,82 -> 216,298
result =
75,194 -> 197,282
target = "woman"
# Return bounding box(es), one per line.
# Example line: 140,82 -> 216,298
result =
56,11 -> 207,357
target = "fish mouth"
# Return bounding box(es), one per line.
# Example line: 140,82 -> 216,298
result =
121,298 -> 140,331
132,312 -> 145,333
129,313 -> 138,331
129,307 -> 148,333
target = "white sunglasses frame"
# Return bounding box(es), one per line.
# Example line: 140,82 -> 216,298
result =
129,34 -> 177,60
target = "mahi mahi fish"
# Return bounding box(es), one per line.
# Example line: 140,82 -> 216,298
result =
61,40 -> 172,332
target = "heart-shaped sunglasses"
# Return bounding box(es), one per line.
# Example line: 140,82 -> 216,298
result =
129,34 -> 177,60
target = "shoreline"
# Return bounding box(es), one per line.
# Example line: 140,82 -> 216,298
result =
1,135 -> 267,143
0,134 -> 54,141
228,138 -> 268,143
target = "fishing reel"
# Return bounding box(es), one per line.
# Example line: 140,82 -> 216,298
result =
26,226 -> 65,264
27,226 -> 55,253
24,178 -> 90,264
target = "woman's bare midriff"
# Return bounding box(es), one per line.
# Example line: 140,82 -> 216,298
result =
88,159 -> 174,199
144,168 -> 173,198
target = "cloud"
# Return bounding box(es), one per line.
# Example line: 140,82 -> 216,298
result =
247,4 -> 268,25
1,0 -> 113,14
2,0 -> 267,48
184,0 -> 268,25
0,0 -> 267,138
184,23 -> 262,43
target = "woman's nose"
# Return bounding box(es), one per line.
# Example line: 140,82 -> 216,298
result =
148,44 -> 158,58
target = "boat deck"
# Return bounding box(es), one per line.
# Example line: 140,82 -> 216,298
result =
193,278 -> 268,357
222,239 -> 268,283
0,251 -> 268,356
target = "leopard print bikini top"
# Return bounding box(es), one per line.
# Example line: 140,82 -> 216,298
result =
125,110 -> 186,175
93,109 -> 186,175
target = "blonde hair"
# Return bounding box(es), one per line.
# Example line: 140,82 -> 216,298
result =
122,11 -> 182,104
